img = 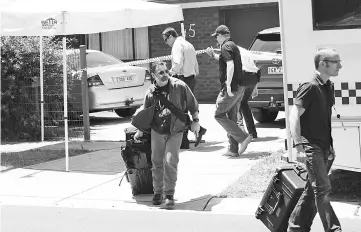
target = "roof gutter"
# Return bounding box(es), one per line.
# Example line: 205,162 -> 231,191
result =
179,0 -> 277,9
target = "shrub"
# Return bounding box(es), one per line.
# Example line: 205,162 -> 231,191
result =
1,36 -> 80,142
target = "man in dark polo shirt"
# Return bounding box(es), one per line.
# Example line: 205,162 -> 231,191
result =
205,25 -> 253,157
288,48 -> 342,232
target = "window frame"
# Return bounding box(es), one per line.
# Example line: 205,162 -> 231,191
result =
312,0 -> 361,31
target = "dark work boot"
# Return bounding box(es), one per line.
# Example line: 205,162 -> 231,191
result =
164,195 -> 175,209
152,193 -> 163,205
180,131 -> 190,149
195,126 -> 207,147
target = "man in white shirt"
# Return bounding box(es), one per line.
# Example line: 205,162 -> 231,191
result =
162,27 -> 206,149
237,46 -> 260,138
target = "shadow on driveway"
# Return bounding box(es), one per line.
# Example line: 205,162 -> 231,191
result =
255,118 -> 286,129
227,151 -> 272,160
252,136 -> 280,142
130,194 -> 219,211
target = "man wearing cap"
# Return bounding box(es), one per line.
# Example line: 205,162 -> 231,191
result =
205,25 -> 253,157
162,27 -> 206,149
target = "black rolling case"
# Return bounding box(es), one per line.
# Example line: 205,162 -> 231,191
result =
255,165 -> 308,232
120,126 -> 153,196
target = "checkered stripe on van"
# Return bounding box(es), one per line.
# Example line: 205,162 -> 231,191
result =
287,82 -> 361,105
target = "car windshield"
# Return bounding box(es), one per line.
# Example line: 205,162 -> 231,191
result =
249,33 -> 281,53
86,52 -> 123,68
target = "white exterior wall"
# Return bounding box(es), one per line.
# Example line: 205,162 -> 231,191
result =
280,1 -> 361,171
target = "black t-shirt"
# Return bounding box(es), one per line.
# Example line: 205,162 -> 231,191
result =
219,38 -> 243,91
151,81 -> 172,135
294,73 -> 334,151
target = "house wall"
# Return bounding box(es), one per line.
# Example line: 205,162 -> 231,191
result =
149,2 -> 279,102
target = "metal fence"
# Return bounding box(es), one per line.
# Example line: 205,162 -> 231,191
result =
1,52 -> 85,142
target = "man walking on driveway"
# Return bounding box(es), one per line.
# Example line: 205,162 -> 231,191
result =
162,27 -> 206,149
205,25 -> 253,157
237,46 -> 260,138
288,48 -> 342,232
134,62 -> 201,209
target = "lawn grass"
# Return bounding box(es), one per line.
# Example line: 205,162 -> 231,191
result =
1,149 -> 90,171
219,149 -> 361,201
219,150 -> 285,198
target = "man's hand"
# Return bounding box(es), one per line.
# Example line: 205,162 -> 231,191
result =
169,69 -> 176,77
191,121 -> 200,137
205,46 -> 215,58
329,145 -> 336,160
134,130 -> 143,141
295,144 -> 307,164
226,85 -> 234,97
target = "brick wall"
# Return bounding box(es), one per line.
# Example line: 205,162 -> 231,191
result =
149,7 -> 221,102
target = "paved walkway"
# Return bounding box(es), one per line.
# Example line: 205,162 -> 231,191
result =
1,141 -> 360,232
1,104 -> 360,231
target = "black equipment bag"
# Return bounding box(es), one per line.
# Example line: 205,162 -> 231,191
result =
255,165 -> 308,232
120,126 -> 153,196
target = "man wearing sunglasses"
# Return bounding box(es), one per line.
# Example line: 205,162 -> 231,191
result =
161,27 -> 203,149
287,48 -> 342,232
205,25 -> 253,157
135,62 -> 200,209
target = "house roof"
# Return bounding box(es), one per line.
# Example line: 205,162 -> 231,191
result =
150,0 -> 278,9
150,0 -> 219,4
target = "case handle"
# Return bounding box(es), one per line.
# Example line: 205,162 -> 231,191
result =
294,165 -> 308,181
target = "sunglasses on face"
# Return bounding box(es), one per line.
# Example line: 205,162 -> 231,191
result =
323,59 -> 341,65
164,35 -> 170,43
156,69 -> 169,76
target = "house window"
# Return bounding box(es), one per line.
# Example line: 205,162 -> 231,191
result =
88,27 -> 149,61
313,0 -> 361,30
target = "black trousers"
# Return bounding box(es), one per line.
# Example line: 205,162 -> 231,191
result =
175,75 -> 196,146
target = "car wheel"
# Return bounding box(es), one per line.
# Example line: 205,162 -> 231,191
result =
114,108 -> 137,118
252,109 -> 278,123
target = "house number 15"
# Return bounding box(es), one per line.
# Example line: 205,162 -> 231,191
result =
184,24 -> 196,38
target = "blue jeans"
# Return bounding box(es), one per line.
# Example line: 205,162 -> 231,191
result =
238,84 -> 257,136
288,144 -> 342,232
215,86 -> 248,153
151,130 -> 183,196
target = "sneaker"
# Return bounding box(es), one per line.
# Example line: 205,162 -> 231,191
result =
222,150 -> 239,157
152,193 -> 163,205
164,195 -> 175,209
238,135 -> 253,155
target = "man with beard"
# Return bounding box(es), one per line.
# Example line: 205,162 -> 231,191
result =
134,62 -> 200,209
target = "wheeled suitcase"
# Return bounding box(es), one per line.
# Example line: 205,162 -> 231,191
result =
120,126 -> 153,196
255,165 -> 308,232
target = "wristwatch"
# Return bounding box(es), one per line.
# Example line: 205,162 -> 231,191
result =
193,118 -> 199,122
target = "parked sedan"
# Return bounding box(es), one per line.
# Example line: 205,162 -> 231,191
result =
82,50 -> 151,117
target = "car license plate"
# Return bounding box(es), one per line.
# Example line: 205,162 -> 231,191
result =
114,76 -> 133,83
268,66 -> 283,74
